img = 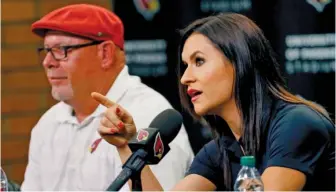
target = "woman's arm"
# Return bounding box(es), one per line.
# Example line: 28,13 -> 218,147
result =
172,174 -> 216,191
92,92 -> 164,190
261,166 -> 306,191
262,105 -> 332,191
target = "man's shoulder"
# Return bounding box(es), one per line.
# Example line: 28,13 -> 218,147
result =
33,102 -> 68,130
40,102 -> 68,119
120,82 -> 173,118
124,81 -> 171,106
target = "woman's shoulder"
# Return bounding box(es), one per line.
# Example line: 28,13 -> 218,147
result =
195,136 -> 237,164
187,138 -> 226,190
269,100 -> 335,138
199,136 -> 234,153
193,137 -> 228,165
275,101 -> 333,124
197,139 -> 219,157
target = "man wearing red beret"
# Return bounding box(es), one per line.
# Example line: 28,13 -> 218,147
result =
21,4 -> 194,191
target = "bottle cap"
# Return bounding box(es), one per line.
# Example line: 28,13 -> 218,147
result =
240,156 -> 255,167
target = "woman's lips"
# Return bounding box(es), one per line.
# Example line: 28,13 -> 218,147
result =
187,89 -> 202,102
191,94 -> 201,102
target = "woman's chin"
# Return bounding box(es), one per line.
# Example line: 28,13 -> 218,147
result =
194,106 -> 208,116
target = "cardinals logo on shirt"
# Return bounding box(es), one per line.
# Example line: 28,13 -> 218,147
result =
137,129 -> 149,142
89,138 -> 103,154
153,133 -> 164,159
133,0 -> 160,21
306,0 -> 332,12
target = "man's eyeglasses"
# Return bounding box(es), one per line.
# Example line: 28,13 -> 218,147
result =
37,41 -> 102,63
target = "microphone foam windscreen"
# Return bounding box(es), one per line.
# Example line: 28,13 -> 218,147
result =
148,109 -> 183,144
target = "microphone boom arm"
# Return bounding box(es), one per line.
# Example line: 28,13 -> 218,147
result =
106,149 -> 147,191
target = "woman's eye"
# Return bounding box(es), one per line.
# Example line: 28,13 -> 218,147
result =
195,57 -> 205,67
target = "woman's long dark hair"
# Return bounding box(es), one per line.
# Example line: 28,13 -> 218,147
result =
177,13 -> 330,190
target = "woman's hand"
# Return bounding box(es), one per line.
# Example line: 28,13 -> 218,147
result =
92,92 -> 164,191
91,92 -> 136,148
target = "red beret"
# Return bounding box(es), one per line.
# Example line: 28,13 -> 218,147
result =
31,4 -> 124,49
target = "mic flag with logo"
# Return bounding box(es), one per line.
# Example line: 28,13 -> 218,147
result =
136,129 -> 149,142
128,128 -> 167,164
154,133 -> 164,159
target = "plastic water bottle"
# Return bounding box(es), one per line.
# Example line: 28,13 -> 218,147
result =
234,156 -> 264,191
0,167 -> 8,192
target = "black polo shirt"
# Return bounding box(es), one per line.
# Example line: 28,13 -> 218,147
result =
187,100 -> 335,191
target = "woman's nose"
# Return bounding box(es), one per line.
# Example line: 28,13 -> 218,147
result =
180,67 -> 195,85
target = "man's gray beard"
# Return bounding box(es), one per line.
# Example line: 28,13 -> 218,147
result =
51,86 -> 74,101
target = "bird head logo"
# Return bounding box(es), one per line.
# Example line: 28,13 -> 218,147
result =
153,133 -> 164,159
136,129 -> 149,142
133,0 -> 161,21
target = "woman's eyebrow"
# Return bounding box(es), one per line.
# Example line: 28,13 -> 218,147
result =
189,50 -> 203,60
182,50 -> 203,64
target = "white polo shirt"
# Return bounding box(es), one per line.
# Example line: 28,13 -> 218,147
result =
21,66 -> 194,191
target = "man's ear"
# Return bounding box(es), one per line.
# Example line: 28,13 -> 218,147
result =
98,41 -> 115,70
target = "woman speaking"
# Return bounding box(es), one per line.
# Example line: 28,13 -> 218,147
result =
92,13 -> 335,191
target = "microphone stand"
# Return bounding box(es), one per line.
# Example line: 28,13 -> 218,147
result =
106,149 -> 147,191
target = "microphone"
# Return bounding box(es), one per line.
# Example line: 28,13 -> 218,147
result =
127,108 -> 183,164
106,109 -> 183,191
